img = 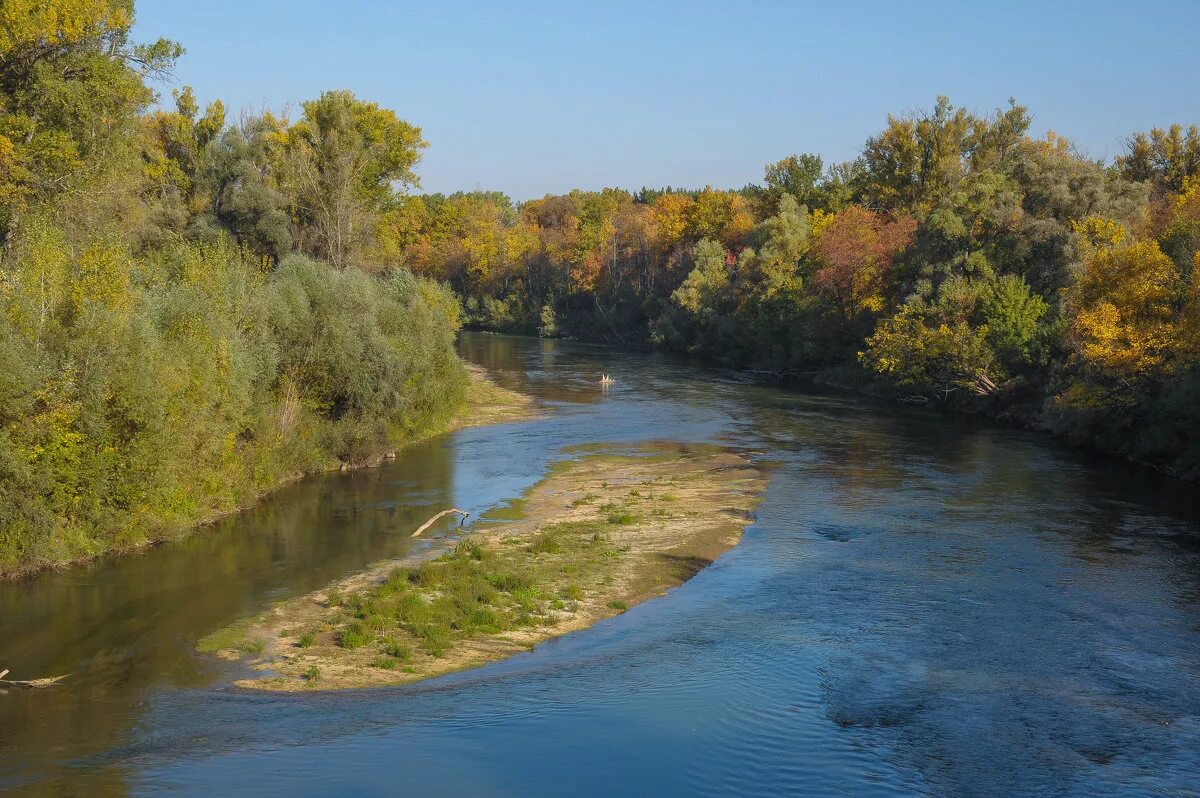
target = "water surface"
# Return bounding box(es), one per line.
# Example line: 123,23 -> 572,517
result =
2,333 -> 1198,796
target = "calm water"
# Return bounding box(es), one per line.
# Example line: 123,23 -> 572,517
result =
2,333 -> 1198,797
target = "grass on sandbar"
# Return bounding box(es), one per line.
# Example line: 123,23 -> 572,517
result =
328,515 -> 629,660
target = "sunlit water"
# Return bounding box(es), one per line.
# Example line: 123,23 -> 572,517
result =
2,333 -> 1198,796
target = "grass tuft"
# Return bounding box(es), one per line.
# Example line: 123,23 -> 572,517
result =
528,532 -> 561,554
339,622 -> 371,649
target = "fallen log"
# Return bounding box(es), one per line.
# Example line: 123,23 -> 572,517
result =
0,670 -> 71,689
410,508 -> 470,538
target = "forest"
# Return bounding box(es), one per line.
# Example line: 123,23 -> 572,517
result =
2,1 -> 1198,574
394,109 -> 1200,482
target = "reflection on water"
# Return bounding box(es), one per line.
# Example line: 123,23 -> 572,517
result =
2,333 -> 1198,796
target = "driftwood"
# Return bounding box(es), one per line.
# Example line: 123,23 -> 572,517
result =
971,372 -> 1000,396
410,508 -> 469,538
0,669 -> 71,689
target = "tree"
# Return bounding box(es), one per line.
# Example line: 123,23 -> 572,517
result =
1062,235 -> 1180,392
1117,124 -> 1200,193
740,195 -> 810,301
278,90 -> 426,267
0,0 -> 180,244
982,275 -> 1047,368
673,238 -> 729,314
687,187 -> 753,245
140,86 -> 225,240
861,305 -> 997,400
859,98 -> 1033,216
754,154 -> 824,213
198,114 -> 293,262
860,96 -> 977,213
811,205 -> 916,325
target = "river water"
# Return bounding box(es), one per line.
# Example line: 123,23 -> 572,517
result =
1,333 -> 1198,796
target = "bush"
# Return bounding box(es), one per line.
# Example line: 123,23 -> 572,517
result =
0,238 -> 468,575
338,622 -> 371,649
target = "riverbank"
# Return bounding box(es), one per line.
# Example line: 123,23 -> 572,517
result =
200,442 -> 766,691
0,365 -> 535,582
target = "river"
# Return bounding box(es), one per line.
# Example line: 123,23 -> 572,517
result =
1,332 -> 1198,796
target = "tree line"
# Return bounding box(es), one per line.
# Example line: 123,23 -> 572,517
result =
393,102 -> 1200,480
0,2 -> 463,575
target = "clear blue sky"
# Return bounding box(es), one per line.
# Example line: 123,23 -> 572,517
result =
134,0 -> 1200,200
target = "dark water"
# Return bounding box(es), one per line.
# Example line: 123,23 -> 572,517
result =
2,333 -> 1199,797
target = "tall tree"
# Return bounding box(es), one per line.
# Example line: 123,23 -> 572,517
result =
278,90 -> 426,268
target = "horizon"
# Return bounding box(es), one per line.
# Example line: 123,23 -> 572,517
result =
133,0 -> 1200,201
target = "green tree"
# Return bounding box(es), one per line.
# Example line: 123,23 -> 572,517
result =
198,115 -> 292,262
982,274 -> 1047,369
862,305 -> 998,400
0,0 -> 180,244
278,91 -> 427,267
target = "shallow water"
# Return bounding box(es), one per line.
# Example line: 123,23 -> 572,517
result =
2,333 -> 1198,796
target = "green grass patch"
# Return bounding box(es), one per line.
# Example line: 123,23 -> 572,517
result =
339,622 -> 371,649
196,618 -> 255,654
380,638 -> 412,661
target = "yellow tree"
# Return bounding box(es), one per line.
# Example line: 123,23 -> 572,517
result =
686,188 -> 752,247
141,87 -> 225,222
652,193 -> 694,246
276,91 -> 426,268
1060,225 -> 1185,406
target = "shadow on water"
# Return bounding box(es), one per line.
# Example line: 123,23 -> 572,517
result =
2,332 -> 1198,796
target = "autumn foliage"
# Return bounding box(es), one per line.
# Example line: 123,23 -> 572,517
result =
811,207 -> 917,322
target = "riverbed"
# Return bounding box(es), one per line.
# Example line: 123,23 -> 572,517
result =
2,332 -> 1198,796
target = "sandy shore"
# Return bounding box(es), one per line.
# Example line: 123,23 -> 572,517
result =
201,441 -> 766,691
